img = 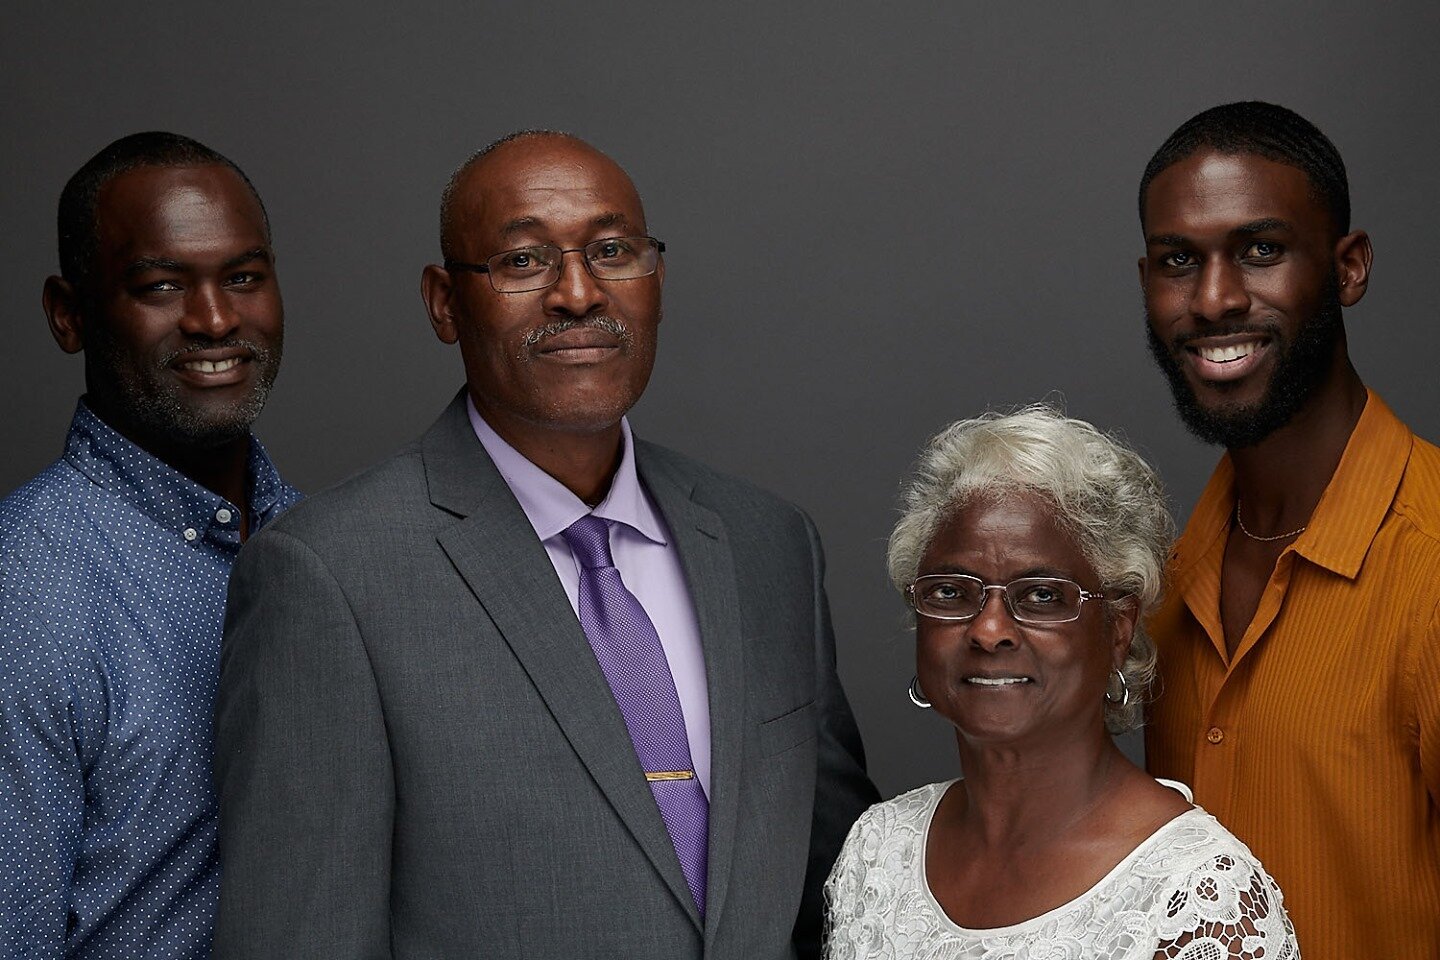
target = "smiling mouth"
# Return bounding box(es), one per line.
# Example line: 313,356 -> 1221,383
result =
965,677 -> 1031,687
1193,341 -> 1261,363
1179,333 -> 1272,383
179,357 -> 243,374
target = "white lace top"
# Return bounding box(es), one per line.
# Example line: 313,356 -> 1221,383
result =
824,781 -> 1298,960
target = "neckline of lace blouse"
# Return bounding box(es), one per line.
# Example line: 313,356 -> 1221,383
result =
918,778 -> 1206,937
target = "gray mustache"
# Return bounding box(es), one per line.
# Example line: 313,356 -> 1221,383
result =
520,316 -> 631,351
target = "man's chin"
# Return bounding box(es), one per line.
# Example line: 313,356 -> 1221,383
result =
1173,394 -> 1286,449
133,392 -> 265,451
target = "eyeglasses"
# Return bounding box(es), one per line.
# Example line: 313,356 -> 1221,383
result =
905,574 -> 1104,624
444,236 -> 665,293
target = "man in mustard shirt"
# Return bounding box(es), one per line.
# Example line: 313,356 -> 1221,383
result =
1139,101 -> 1440,958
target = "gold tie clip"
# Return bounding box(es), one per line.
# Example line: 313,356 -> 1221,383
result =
644,770 -> 695,782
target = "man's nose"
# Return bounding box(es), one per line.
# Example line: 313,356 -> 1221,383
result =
967,587 -> 1019,653
181,285 -> 241,339
542,250 -> 608,318
1190,255 -> 1251,323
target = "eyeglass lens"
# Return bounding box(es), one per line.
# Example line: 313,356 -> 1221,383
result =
487,237 -> 661,292
910,575 -> 1084,623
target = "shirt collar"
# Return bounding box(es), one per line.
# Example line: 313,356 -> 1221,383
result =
1172,388 -> 1412,585
466,395 -> 668,545
63,399 -> 290,538
1292,390 -> 1411,578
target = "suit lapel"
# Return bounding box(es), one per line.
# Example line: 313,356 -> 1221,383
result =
637,445 -> 746,936
424,396 -> 702,929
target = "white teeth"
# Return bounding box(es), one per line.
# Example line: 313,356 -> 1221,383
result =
182,357 -> 241,373
966,677 -> 1030,686
1197,341 -> 1259,363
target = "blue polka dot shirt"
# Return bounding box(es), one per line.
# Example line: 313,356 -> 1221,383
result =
0,401 -> 300,958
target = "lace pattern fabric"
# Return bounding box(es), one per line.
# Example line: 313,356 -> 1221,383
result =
824,781 -> 1298,960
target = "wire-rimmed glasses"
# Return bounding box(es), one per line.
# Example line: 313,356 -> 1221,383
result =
444,236 -> 665,293
905,574 -> 1104,625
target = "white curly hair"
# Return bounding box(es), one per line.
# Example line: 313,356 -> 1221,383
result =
886,405 -> 1174,733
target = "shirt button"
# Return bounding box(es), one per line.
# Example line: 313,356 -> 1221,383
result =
183,528 -> 198,542
216,508 -> 233,524
1206,726 -> 1225,745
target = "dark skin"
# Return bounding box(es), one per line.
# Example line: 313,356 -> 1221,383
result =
421,136 -> 663,504
917,494 -> 1190,932
1140,151 -> 1372,654
42,164 -> 283,539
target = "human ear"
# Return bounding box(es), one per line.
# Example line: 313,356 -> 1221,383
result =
420,264 -> 460,345
1108,597 -> 1140,669
43,275 -> 85,354
1334,230 -> 1372,308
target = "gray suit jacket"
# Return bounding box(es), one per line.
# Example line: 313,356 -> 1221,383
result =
212,394 -> 876,959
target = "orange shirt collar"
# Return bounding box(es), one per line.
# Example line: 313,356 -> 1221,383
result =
1171,389 -> 1413,592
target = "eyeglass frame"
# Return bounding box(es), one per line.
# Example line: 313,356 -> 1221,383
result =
904,573 -> 1107,625
443,236 -> 666,293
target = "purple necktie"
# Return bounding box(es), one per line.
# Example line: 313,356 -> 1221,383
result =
562,514 -> 709,917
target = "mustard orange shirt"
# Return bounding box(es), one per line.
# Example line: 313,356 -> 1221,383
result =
1146,391 -> 1440,959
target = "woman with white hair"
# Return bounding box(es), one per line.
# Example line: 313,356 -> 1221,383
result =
824,408 -> 1298,959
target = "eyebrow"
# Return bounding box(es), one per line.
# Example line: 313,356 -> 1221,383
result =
497,211 -> 633,241
923,565 -> 1078,581
122,247 -> 272,279
223,247 -> 273,269
1146,217 -> 1295,248
1232,218 -> 1293,236
498,217 -> 541,240
123,256 -> 185,279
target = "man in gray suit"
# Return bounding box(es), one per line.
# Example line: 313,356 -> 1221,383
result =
211,131 -> 876,959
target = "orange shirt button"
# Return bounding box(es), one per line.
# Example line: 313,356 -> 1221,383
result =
1206,726 -> 1225,745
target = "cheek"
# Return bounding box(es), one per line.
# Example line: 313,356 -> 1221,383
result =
92,313 -> 167,360
914,625 -> 957,684
1143,281 -> 1187,322
458,316 -> 525,366
247,292 -> 285,334
1049,637 -> 1112,696
1252,270 -> 1318,317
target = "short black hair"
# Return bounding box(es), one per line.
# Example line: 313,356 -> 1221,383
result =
57,131 -> 269,294
1138,101 -> 1350,235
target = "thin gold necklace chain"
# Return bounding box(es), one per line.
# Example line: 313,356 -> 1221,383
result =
1234,498 -> 1308,542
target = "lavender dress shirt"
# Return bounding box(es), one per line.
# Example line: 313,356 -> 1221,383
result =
467,398 -> 712,795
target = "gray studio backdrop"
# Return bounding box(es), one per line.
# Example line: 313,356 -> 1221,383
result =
3,4 -> 1437,798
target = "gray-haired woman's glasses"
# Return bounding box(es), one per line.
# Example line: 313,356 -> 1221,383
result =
905,574 -> 1104,624
445,236 -> 665,293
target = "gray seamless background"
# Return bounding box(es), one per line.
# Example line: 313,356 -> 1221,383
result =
3,4 -> 1436,798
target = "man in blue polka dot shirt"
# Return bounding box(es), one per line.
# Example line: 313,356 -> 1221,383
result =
0,132 -> 301,958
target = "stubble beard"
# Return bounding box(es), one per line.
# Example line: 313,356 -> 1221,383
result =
86,332 -> 283,450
